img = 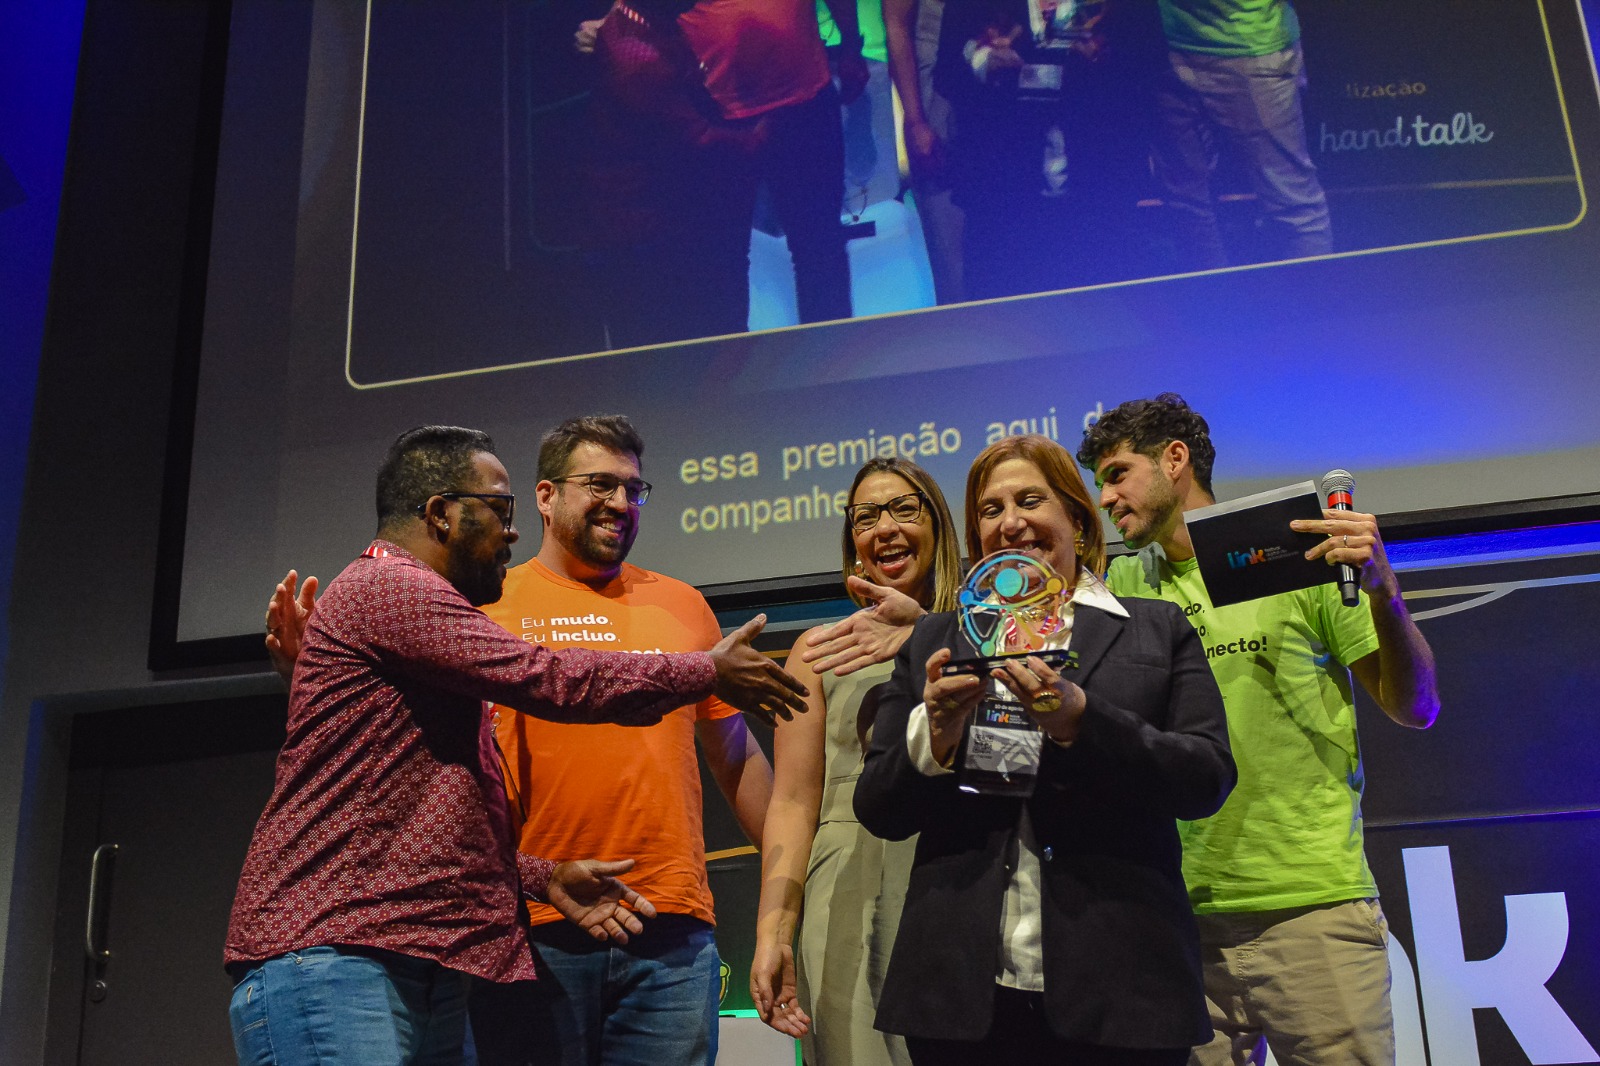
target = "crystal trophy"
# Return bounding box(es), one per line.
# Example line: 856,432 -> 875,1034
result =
950,551 -> 1070,798
1034,0 -> 1107,49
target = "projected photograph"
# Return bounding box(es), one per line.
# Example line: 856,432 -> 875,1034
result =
173,0 -> 1600,646
307,0 -> 1586,386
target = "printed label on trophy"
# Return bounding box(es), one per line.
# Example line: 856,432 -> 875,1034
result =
959,695 -> 1046,798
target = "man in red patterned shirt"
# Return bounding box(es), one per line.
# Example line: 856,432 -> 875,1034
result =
225,425 -> 804,1066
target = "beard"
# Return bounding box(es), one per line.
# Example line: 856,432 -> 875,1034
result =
551,501 -> 637,569
446,520 -> 510,606
452,559 -> 505,607
1120,479 -> 1184,551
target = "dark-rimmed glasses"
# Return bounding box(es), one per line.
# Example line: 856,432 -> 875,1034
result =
421,492 -> 516,531
551,472 -> 652,506
846,491 -> 926,532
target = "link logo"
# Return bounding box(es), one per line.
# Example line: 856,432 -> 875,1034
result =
1396,846 -> 1596,1065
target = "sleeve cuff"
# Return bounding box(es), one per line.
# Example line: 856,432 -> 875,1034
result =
907,703 -> 955,776
518,854 -> 558,903
677,651 -> 718,703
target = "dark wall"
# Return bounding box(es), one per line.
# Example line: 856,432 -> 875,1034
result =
0,0 -> 87,995
0,4 -> 85,685
0,4 -> 276,1062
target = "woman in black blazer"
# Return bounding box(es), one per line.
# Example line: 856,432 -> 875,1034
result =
854,434 -> 1234,1064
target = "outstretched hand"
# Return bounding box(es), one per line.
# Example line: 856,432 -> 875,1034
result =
800,576 -> 923,676
710,614 -> 810,726
265,569 -> 317,684
548,859 -> 658,945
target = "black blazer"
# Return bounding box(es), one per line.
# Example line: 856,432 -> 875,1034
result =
854,597 -> 1234,1048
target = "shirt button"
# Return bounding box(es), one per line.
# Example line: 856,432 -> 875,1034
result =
1042,846 -> 1054,862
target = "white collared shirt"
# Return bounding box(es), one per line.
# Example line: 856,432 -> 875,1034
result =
907,570 -> 1129,990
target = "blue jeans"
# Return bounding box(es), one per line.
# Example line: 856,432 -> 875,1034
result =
468,915 -> 721,1066
229,946 -> 472,1066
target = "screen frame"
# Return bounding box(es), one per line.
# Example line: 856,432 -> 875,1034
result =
149,0 -> 247,671
146,0 -> 1600,669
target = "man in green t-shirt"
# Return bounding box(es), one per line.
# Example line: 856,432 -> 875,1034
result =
1077,393 -> 1439,1066
1153,0 -> 1331,269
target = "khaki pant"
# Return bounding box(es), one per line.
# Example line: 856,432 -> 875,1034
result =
1190,899 -> 1394,1066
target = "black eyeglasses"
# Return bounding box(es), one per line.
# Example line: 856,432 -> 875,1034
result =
420,492 -> 516,531
846,491 -> 926,532
551,472 -> 652,506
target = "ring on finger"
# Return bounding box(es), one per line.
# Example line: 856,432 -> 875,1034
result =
1032,689 -> 1063,713
1343,534 -> 1350,547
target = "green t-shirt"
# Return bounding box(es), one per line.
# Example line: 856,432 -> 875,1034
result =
1108,548 -> 1381,913
1158,0 -> 1301,57
817,0 -> 889,63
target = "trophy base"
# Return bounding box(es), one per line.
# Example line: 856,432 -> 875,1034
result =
957,768 -> 1039,799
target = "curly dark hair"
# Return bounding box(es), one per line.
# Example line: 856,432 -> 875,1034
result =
537,414 -> 646,480
1076,393 -> 1216,496
376,425 -> 498,533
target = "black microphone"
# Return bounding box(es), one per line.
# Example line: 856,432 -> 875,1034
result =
1321,469 -> 1360,607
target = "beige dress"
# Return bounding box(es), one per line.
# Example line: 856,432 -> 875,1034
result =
796,660 -> 916,1066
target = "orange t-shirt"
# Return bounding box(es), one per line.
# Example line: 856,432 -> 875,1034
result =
482,558 -> 736,927
677,0 -> 830,120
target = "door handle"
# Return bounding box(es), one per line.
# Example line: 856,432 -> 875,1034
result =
84,843 -> 118,963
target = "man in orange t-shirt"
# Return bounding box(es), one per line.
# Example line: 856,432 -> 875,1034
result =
469,414 -> 774,1066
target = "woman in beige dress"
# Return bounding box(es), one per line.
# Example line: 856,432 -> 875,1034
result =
750,457 -> 963,1065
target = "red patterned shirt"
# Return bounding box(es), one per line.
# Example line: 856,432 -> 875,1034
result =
224,541 -> 716,981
